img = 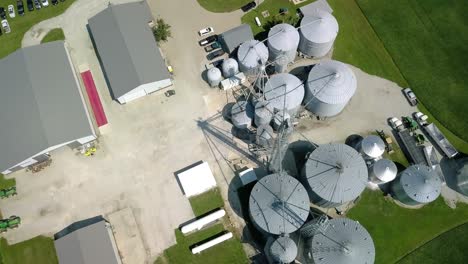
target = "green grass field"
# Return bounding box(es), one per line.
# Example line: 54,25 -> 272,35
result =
397,222 -> 468,264
40,28 -> 64,43
348,190 -> 468,264
0,174 -> 15,190
197,0 -> 250,13
0,0 -> 75,59
355,0 -> 468,146
0,236 -> 58,264
155,188 -> 248,263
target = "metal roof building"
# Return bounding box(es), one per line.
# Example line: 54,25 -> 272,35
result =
298,11 -> 339,58
263,73 -> 305,115
55,219 -> 121,264
268,23 -> 300,65
361,135 -> 385,159
0,41 -> 96,175
237,40 -> 269,76
218,24 -> 254,54
392,165 -> 442,206
369,158 -> 398,184
88,1 -> 172,104
307,218 -> 375,264
301,144 -> 368,208
304,60 -> 357,117
299,0 -> 333,15
249,173 -> 310,235
269,236 -> 298,263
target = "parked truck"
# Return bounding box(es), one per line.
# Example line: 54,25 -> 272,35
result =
413,112 -> 428,126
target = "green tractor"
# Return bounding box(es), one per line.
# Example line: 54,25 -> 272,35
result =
415,133 -> 426,145
0,216 -> 21,233
403,116 -> 418,131
0,186 -> 17,199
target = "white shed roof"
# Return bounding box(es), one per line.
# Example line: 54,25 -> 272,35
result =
177,162 -> 217,197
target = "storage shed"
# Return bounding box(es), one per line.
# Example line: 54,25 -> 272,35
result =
218,24 -> 254,53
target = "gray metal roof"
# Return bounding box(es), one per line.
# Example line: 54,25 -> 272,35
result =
0,41 -> 94,172
303,144 -> 368,205
400,165 -> 441,204
311,218 -> 375,264
249,173 -> 309,235
300,11 -> 338,44
300,0 -> 333,15
54,220 -> 120,264
305,60 -> 356,105
219,24 -> 254,53
269,236 -> 298,263
371,158 -> 397,183
361,135 -> 385,158
88,1 -> 170,99
263,73 -> 305,113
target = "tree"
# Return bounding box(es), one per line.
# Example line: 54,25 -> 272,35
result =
152,18 -> 172,42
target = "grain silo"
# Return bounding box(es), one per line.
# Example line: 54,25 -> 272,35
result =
237,40 -> 269,76
391,165 -> 442,206
455,159 -> 468,196
221,58 -> 239,78
369,158 -> 398,184
301,144 -> 368,208
206,67 -> 222,87
361,135 -> 385,159
306,218 -> 375,264
263,73 -> 305,115
268,23 -> 300,66
269,236 -> 298,263
256,125 -> 274,148
230,101 -> 254,129
249,172 -> 310,235
304,60 -> 357,117
298,10 -> 339,58
254,101 -> 273,127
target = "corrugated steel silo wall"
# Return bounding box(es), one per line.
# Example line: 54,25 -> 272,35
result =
391,177 -> 421,206
298,34 -> 334,58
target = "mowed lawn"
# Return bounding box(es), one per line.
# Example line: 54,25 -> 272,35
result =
0,0 -> 75,59
197,0 -> 250,13
348,190 -> 468,264
397,222 -> 468,264
356,0 -> 468,147
0,236 -> 58,264
40,27 -> 64,43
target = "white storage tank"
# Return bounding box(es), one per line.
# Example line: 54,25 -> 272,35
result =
263,73 -> 305,115
268,23 -> 300,65
206,67 -> 222,87
369,158 -> 398,184
254,101 -> 273,127
304,60 -> 357,117
230,101 -> 254,129
221,58 -> 239,78
361,135 -> 386,159
299,11 -> 339,58
237,40 -> 269,76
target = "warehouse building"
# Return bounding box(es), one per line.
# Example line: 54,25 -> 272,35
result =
218,24 -> 254,54
0,41 -> 96,175
88,1 -> 172,104
54,217 -> 121,264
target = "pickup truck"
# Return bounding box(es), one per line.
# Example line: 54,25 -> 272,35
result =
204,42 -> 221,52
403,88 -> 418,106
207,49 -> 225,60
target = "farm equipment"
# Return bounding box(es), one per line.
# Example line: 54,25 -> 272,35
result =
0,186 -> 17,199
415,133 -> 426,145
403,116 -> 418,131
376,130 -> 394,154
0,216 -> 21,233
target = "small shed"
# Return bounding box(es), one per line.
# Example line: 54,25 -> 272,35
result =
176,161 -> 217,197
218,24 -> 254,53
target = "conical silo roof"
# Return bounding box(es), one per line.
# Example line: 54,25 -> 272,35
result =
207,67 -> 222,87
361,135 -> 385,158
231,101 -> 254,129
264,73 -> 305,113
268,23 -> 300,54
371,158 -> 397,183
400,165 -> 441,204
249,172 -> 310,235
254,101 -> 273,127
237,40 -> 269,73
269,236 -> 298,263
311,218 -> 375,264
305,60 -> 356,105
221,58 -> 239,78
300,11 -> 338,44
303,144 -> 368,206
256,125 -> 274,147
